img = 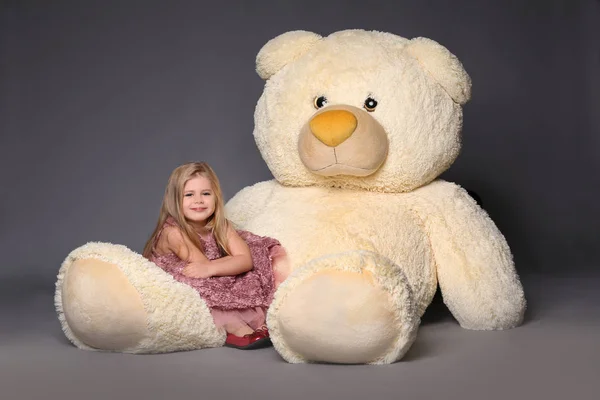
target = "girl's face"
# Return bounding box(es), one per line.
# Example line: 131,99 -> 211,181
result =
182,175 -> 216,227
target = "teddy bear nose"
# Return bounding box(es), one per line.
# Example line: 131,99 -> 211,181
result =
309,110 -> 358,147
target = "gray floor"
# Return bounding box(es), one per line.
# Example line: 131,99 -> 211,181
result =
1,272 -> 598,400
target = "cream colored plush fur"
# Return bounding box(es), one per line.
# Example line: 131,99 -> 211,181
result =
55,29 -> 525,364
55,242 -> 225,353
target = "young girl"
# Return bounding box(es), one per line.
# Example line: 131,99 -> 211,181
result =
142,162 -> 289,349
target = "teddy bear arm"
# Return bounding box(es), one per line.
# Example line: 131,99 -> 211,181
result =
415,181 -> 526,330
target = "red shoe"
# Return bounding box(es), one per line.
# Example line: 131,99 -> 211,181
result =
254,326 -> 270,338
225,330 -> 271,350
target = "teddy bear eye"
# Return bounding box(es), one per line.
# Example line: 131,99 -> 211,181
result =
364,97 -> 378,112
314,96 -> 328,109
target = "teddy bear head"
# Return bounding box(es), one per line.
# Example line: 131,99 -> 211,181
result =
253,29 -> 471,192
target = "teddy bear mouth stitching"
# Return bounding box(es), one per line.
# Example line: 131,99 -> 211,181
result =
297,104 -> 389,177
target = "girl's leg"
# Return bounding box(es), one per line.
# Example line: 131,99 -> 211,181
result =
239,307 -> 268,331
270,245 -> 291,288
210,309 -> 254,336
244,308 -> 270,338
225,323 -> 254,337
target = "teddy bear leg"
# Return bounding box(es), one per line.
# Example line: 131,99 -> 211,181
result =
267,251 -> 419,364
55,242 -> 226,353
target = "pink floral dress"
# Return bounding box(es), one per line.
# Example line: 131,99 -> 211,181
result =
150,217 -> 286,331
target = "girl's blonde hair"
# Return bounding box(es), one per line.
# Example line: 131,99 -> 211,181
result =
142,162 -> 231,260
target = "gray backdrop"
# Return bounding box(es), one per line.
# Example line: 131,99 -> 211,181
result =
1,1 -> 599,399
1,0 -> 599,283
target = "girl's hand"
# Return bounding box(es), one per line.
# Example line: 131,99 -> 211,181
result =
182,262 -> 214,279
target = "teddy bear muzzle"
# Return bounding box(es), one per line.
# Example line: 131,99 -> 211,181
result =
298,105 -> 389,177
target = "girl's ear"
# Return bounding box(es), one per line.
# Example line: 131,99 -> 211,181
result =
405,37 -> 472,105
256,30 -> 322,80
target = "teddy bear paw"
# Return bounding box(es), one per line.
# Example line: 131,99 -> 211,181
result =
266,250 -> 419,364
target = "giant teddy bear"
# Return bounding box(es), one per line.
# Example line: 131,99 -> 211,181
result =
55,29 -> 526,364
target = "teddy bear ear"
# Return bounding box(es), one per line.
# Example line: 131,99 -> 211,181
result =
256,30 -> 323,80
406,37 -> 472,105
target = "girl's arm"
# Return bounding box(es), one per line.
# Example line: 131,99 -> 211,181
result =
205,226 -> 253,277
163,226 -> 210,263
166,224 -> 252,278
